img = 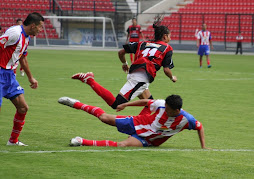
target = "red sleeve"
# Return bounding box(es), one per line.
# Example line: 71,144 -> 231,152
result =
195,121 -> 203,131
0,36 -> 9,49
147,99 -> 154,107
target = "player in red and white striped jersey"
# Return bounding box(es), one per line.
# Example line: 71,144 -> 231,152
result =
196,24 -> 213,68
0,12 -> 44,146
58,95 -> 209,149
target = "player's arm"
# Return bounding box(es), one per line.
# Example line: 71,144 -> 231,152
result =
19,55 -> 38,89
196,123 -> 210,149
162,51 -> 177,82
140,31 -> 145,41
116,99 -> 150,112
209,34 -> 213,50
118,48 -> 129,73
163,67 -> 177,83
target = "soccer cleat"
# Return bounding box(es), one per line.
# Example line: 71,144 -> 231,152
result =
208,65 -> 212,68
72,72 -> 94,83
69,136 -> 83,146
58,97 -> 80,108
7,140 -> 28,146
20,70 -> 25,76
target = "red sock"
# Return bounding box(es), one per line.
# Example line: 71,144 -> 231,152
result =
130,53 -> 134,63
20,67 -> 23,71
82,138 -> 117,147
139,106 -> 151,115
200,59 -> 202,67
86,78 -> 116,106
207,58 -> 210,65
73,102 -> 105,117
9,111 -> 26,143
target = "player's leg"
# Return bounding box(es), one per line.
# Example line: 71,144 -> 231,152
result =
58,97 -> 119,126
236,43 -> 239,54
8,94 -> 28,146
72,72 -> 116,107
138,89 -> 153,115
130,53 -> 134,63
206,55 -> 211,68
69,136 -> 143,147
240,43 -> 243,54
205,46 -> 211,68
198,46 -> 203,67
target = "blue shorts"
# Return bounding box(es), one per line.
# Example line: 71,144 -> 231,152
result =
0,68 -> 24,106
115,116 -> 149,147
198,45 -> 210,56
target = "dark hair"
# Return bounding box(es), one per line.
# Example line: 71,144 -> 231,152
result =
16,18 -> 22,23
152,15 -> 170,41
153,24 -> 170,41
23,12 -> 44,26
165,95 -> 182,110
0,25 -> 2,30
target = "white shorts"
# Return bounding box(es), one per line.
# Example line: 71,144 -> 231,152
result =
120,71 -> 150,101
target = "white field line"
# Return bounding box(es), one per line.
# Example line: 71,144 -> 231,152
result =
193,78 -> 254,81
0,148 -> 253,154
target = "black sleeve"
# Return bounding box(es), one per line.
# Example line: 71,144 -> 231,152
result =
161,50 -> 174,69
126,27 -> 129,34
123,42 -> 138,54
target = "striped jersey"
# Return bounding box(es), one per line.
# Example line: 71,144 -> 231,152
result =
123,41 -> 174,83
197,30 -> 211,45
0,25 -> 30,70
127,25 -> 142,42
133,100 -> 202,146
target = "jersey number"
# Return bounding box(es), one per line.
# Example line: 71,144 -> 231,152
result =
142,48 -> 157,57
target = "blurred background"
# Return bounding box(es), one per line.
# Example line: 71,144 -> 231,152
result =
1,0 -> 253,51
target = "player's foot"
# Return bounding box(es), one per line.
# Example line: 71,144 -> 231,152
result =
72,72 -> 94,83
69,136 -> 83,146
208,65 -> 212,68
58,97 -> 80,108
200,66 -> 202,68
7,140 -> 28,146
20,70 -> 25,76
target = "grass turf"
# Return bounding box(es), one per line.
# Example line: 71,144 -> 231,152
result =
0,49 -> 253,178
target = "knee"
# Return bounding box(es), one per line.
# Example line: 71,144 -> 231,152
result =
17,104 -> 29,114
111,94 -> 128,109
117,141 -> 128,147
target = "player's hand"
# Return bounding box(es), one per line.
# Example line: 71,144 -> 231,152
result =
122,64 -> 129,73
116,104 -> 126,112
29,77 -> 38,89
171,76 -> 177,83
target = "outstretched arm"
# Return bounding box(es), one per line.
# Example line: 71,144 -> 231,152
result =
197,126 -> 210,149
116,99 -> 150,112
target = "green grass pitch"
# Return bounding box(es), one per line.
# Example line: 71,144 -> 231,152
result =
0,49 -> 253,178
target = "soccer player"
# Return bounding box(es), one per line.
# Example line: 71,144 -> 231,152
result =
196,24 -> 213,68
58,95 -> 208,148
72,23 -> 177,115
126,17 -> 144,63
235,32 -> 243,55
0,12 -> 44,146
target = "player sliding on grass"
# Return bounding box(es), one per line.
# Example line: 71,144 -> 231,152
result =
72,20 -> 177,115
58,95 -> 208,148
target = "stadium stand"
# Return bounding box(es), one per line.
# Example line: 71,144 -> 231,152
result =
142,0 -> 254,43
57,0 -> 115,12
0,0 -> 115,39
